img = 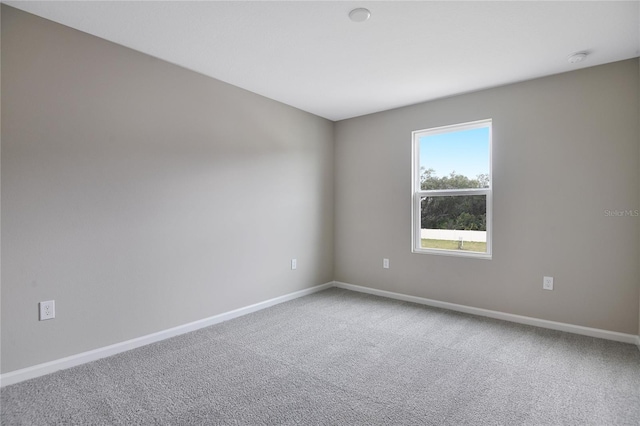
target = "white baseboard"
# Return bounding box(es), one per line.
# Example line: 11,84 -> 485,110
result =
2,280 -> 638,387
0,282 -> 333,388
334,281 -> 640,345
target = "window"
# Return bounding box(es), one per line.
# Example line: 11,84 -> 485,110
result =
412,119 -> 492,259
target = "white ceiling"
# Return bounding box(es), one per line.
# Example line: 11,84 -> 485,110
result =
6,1 -> 640,121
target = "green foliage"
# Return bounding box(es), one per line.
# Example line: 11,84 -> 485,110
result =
420,168 -> 489,190
420,168 -> 488,231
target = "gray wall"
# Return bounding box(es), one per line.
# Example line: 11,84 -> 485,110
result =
1,6 -> 334,373
335,59 -> 640,335
2,5 -> 639,376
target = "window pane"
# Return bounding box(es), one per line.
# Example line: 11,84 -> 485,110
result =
420,195 -> 487,253
419,126 -> 490,190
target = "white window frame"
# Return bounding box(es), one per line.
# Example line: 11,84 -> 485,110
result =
411,119 -> 492,259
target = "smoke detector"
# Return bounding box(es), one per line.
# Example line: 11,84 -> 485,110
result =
349,8 -> 371,23
568,51 -> 589,64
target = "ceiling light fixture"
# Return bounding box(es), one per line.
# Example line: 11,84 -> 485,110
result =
349,8 -> 371,23
567,51 -> 589,64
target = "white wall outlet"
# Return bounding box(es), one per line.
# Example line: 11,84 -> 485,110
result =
39,300 -> 55,320
383,258 -> 390,269
543,276 -> 554,290
291,259 -> 297,270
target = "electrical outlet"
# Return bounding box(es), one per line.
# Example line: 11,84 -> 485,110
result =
39,300 -> 55,320
543,276 -> 554,291
383,258 -> 390,269
291,259 -> 297,270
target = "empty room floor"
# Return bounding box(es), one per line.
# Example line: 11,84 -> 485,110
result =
2,288 -> 639,425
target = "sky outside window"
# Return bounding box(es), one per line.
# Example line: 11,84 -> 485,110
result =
419,127 -> 490,180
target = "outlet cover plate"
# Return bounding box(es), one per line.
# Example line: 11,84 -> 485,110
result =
543,276 -> 554,290
39,300 -> 55,320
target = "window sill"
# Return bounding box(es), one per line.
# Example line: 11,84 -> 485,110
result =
412,247 -> 492,260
